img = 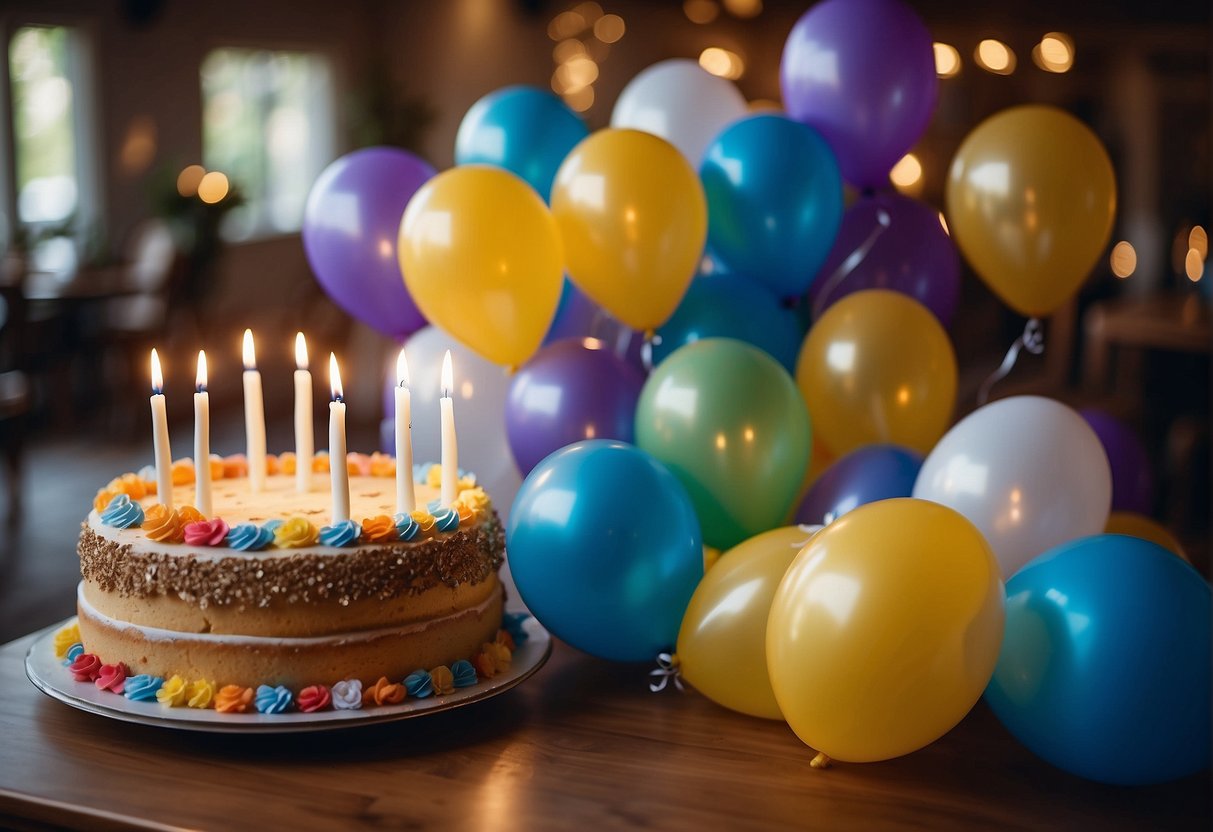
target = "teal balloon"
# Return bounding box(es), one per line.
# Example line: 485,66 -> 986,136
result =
653,274 -> 805,373
635,338 -> 811,549
701,114 -> 843,298
455,86 -> 589,201
507,440 -> 703,661
986,534 -> 1211,785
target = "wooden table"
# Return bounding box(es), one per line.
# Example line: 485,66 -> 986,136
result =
1083,293 -> 1211,391
0,630 -> 1207,831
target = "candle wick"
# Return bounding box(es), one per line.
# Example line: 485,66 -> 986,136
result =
152,386 -> 163,396
196,384 -> 205,394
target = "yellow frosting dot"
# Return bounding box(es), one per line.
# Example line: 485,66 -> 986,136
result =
186,679 -> 216,709
278,452 -> 297,475
53,623 -> 81,658
156,674 -> 188,707
274,516 -> 319,548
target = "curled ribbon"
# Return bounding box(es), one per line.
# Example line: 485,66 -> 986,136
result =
977,317 -> 1045,406
811,207 -> 892,320
648,652 -> 684,693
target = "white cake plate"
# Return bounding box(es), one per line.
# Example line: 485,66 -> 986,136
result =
25,616 -> 551,734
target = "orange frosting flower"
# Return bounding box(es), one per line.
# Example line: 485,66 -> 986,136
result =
362,676 -> 406,706
496,629 -> 516,652
178,504 -> 205,524
278,452 -> 297,475
347,453 -> 371,476
430,666 -> 455,696
208,455 -> 225,480
171,458 -> 195,485
214,685 -> 254,714
93,489 -> 118,513
312,454 -> 330,473
369,453 -> 395,478
266,454 -> 280,475
474,641 -> 512,680
143,478 -> 157,496
107,473 -> 147,500
143,504 -> 184,543
222,455 -> 248,478
361,515 -> 397,544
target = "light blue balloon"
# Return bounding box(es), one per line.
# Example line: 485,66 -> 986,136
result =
455,86 -> 589,201
701,114 -> 843,298
986,534 -> 1211,785
507,440 -> 703,662
653,274 -> 804,373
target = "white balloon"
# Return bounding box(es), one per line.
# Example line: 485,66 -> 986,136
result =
912,396 -> 1111,578
611,59 -> 748,168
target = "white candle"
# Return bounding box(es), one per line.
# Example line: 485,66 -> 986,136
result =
328,353 -> 350,524
193,350 -> 212,517
294,333 -> 313,493
149,349 -> 173,509
440,349 -> 458,507
394,348 -> 415,514
242,329 -> 267,492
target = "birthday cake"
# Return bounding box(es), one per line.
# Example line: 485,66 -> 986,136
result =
58,454 -> 519,715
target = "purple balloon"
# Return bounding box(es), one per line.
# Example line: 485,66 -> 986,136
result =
302,147 -> 434,339
781,0 -> 938,189
796,444 -> 923,526
808,192 -> 960,325
1080,408 -> 1153,514
506,339 -> 645,476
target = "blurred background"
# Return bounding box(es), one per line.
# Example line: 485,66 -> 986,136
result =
0,0 -> 1208,641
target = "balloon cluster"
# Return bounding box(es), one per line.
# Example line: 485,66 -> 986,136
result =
300,0 -> 1207,786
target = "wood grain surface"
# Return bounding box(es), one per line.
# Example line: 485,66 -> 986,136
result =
0,631 -> 1208,831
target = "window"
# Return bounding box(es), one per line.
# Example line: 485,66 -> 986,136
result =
201,48 -> 335,241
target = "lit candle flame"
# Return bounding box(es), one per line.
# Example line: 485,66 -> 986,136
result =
295,332 -> 308,371
329,353 -> 343,402
196,350 -> 208,392
242,329 -> 256,371
150,348 -> 164,394
441,350 -> 453,398
396,348 -> 410,388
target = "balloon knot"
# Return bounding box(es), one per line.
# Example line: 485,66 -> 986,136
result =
648,652 -> 684,693
810,751 -> 832,770
977,317 -> 1046,405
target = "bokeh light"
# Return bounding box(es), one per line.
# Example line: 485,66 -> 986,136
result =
197,170 -> 229,204
176,164 -> 206,197
933,43 -> 961,78
1110,241 -> 1137,279
684,0 -> 719,24
699,47 -> 744,80
975,39 -> 1016,75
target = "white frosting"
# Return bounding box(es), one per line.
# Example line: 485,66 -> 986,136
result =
77,581 -> 499,648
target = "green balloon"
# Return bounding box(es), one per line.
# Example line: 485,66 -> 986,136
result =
636,338 -> 811,549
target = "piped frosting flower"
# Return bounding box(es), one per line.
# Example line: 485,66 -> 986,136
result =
186,679 -> 216,709
454,486 -> 490,514
450,660 -> 477,688
95,662 -> 129,694
101,494 -> 144,529
178,504 -> 205,524
255,684 -> 293,714
222,454 -> 248,478
170,458 -> 195,485
331,679 -> 363,710
422,465 -> 474,490
409,509 -> 436,537
319,519 -> 361,547
431,505 -> 460,533
278,452 -> 296,475
404,669 -> 433,699
474,641 -> 512,679
123,674 -> 163,702
69,653 -> 102,682
214,685 -> 254,713
362,676 -> 406,706
496,629 -> 516,652
93,489 -> 118,513
265,453 -> 281,475
208,455 -> 225,480
394,512 -> 420,542
137,465 -> 157,486
64,643 -> 84,664
502,612 -> 531,646
297,684 -> 331,713
156,674 -> 188,707
143,504 -> 184,543
225,523 -> 275,552
369,453 -> 395,477
361,515 -> 397,544
274,517 -> 318,548
430,666 -> 455,696
53,623 -> 81,658
311,452 -> 330,473
107,473 -> 148,500
184,518 -> 229,547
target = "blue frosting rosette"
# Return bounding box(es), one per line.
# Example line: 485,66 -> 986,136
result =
450,659 -> 478,688
124,675 -> 163,701
393,512 -> 420,542
225,523 -> 275,552
404,669 -> 434,699
319,519 -> 361,547
255,684 -> 293,714
101,494 -> 144,529
63,643 -> 84,665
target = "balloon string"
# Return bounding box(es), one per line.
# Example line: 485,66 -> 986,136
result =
811,207 -> 892,320
648,652 -> 683,693
977,318 -> 1045,406
640,331 -> 659,375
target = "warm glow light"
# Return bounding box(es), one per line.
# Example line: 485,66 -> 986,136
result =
197,170 -> 230,204
120,116 -> 157,175
594,14 -> 625,43
242,328 -> 256,370
329,353 -> 343,401
548,11 -> 587,40
684,0 -> 719,24
933,42 -> 961,78
723,0 -> 762,18
441,350 -> 454,398
1189,225 -> 1208,260
555,55 -> 598,92
938,212 -> 950,235
975,39 -> 1016,75
176,164 -> 206,197
150,349 -> 164,393
295,332 -> 308,370
1110,241 -> 1137,279
889,153 -> 923,190
1185,249 -> 1204,282
553,39 -> 585,63
195,350 -> 208,392
396,348 -> 410,388
715,432 -> 727,450
563,85 -> 595,112
748,99 -> 781,113
699,47 -> 745,80
1033,32 -> 1074,73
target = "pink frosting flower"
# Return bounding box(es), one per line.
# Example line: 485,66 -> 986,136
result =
297,684 -> 332,713
184,517 -> 230,547
95,662 -> 129,694
69,653 -> 102,682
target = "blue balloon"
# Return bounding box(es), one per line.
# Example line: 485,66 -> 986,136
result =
701,114 -> 844,298
986,535 -> 1211,785
794,444 -> 922,525
455,86 -> 589,201
653,274 -> 805,373
507,440 -> 704,661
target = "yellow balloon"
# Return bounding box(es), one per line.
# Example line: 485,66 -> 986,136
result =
399,166 -> 563,368
551,129 -> 707,333
946,105 -> 1116,318
678,526 -> 820,719
1106,512 -> 1188,562
767,498 -> 1004,762
796,290 -> 957,456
